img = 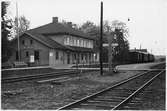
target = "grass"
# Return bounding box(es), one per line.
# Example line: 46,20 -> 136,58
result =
2,70 -> 142,110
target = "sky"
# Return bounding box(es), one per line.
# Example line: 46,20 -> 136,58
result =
7,0 -> 167,55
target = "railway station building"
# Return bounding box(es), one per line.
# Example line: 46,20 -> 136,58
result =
9,17 -> 99,66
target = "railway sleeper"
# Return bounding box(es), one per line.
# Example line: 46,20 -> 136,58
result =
126,102 -> 142,105
69,105 -> 111,110
93,98 -> 123,102
110,88 -> 136,92
122,105 -> 140,109
97,96 -> 127,100
70,106 -> 110,110
103,93 -> 131,97
79,103 -> 114,109
86,100 -> 118,105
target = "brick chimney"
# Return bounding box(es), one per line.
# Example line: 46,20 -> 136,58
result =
52,17 -> 58,23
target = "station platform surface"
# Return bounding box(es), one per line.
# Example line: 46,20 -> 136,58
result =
2,62 -> 165,71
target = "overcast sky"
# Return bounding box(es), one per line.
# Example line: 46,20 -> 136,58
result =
8,0 -> 166,55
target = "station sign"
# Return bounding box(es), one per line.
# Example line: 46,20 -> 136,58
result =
30,55 -> 34,63
103,43 -> 118,47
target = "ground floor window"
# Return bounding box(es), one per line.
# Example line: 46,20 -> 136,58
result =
26,51 -> 29,57
34,50 -> 39,60
56,51 -> 59,60
16,51 -> 18,60
81,54 -> 84,60
67,53 -> 70,64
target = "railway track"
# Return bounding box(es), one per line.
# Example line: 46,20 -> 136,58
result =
57,70 -> 165,110
2,69 -> 92,83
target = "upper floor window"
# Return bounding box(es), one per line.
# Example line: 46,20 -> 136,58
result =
77,39 -> 80,46
79,39 -> 82,47
70,37 -> 73,46
84,41 -> 86,47
72,39 -> 74,46
74,39 -> 77,46
81,40 -> 84,47
67,37 -> 70,45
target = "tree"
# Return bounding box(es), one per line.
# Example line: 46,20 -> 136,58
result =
111,20 -> 130,63
80,20 -> 130,64
14,15 -> 30,36
1,1 -> 13,63
61,19 -> 79,29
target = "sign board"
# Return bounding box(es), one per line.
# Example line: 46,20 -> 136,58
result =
49,52 -> 53,56
103,43 -> 118,47
112,43 -> 118,47
30,55 -> 34,63
103,43 -> 108,47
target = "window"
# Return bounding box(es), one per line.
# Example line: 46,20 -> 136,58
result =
81,40 -> 84,47
84,41 -> 86,47
26,51 -> 29,57
79,39 -> 82,47
74,53 -> 77,60
86,41 -> 89,48
74,39 -> 77,46
77,39 -> 80,46
72,38 -> 74,46
70,37 -> 73,46
30,40 -> 33,45
16,51 -> 18,60
34,50 -> 39,60
81,54 -> 84,60
90,41 -> 93,48
67,37 -> 70,45
22,40 -> 25,45
56,51 -> 59,60
64,38 -> 66,45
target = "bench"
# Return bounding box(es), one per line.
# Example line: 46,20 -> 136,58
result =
13,61 -> 28,68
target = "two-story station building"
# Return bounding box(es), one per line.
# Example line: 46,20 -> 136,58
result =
9,17 -> 99,66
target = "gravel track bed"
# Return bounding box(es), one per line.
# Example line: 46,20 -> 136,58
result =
134,71 -> 165,110
2,71 -> 142,110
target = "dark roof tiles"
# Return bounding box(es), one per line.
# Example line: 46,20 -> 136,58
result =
27,22 -> 94,40
22,21 -> 95,52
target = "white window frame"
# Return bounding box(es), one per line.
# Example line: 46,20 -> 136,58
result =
77,39 -> 80,46
67,37 -> 70,45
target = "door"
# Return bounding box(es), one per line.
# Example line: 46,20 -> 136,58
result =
49,51 -> 55,66
67,53 -> 70,64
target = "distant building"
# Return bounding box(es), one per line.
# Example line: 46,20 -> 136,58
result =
9,17 -> 99,66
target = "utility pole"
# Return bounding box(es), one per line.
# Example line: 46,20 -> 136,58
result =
16,2 -> 20,61
100,1 -> 103,75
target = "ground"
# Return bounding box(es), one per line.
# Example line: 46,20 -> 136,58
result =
2,71 -> 142,109
1,62 -> 165,110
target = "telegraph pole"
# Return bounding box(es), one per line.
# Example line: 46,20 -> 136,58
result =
100,1 -> 103,75
16,2 -> 20,61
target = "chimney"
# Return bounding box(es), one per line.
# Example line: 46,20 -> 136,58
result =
67,22 -> 72,27
52,17 -> 58,23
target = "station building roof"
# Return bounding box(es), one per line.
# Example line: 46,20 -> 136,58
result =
16,17 -> 95,52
